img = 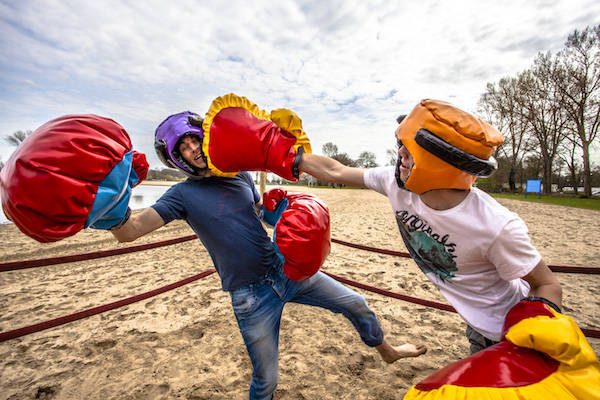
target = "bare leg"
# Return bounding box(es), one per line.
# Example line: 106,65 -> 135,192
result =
376,339 -> 427,363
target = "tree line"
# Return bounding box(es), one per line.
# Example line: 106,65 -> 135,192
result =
478,24 -> 600,196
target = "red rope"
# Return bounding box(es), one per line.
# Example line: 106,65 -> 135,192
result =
324,271 -> 455,312
331,238 -> 411,258
0,269 -> 216,343
0,236 -> 598,340
324,271 -> 600,339
1,236 -> 598,274
331,238 -> 600,275
0,235 -> 197,272
545,265 -> 600,274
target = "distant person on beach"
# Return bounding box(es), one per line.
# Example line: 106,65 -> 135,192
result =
299,99 -> 563,354
109,102 -> 426,400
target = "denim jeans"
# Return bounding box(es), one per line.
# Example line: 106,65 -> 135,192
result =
229,262 -> 384,400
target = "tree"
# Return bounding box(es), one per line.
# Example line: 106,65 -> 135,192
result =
331,152 -> 356,167
146,167 -> 185,181
321,141 -> 356,167
590,164 -> 600,187
386,148 -> 397,166
318,141 -> 356,186
516,55 -> 570,194
479,77 -> 533,192
554,24 -> 600,197
559,131 -> 584,193
355,151 -> 378,168
5,130 -> 32,146
322,142 -> 339,158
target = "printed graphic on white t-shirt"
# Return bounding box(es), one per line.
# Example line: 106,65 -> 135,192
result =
394,209 -> 458,280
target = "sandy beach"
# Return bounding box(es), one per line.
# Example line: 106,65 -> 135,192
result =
1,186 -> 599,399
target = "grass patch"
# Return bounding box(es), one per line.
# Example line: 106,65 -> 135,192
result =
491,193 -> 600,211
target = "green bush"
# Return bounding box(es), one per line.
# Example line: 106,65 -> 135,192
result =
475,177 -> 503,193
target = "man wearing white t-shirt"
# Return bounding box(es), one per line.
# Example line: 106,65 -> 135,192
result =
299,99 -> 562,354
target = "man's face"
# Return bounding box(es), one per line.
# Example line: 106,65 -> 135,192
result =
395,126 -> 414,183
178,135 -> 208,169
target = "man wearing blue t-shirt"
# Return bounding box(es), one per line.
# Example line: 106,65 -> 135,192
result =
110,128 -> 426,400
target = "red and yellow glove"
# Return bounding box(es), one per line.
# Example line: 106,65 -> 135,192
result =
0,115 -> 148,242
404,298 -> 600,399
198,93 -> 311,181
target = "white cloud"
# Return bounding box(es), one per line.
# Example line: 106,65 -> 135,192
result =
1,0 -> 599,168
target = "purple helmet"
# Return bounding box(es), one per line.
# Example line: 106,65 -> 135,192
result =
154,111 -> 205,177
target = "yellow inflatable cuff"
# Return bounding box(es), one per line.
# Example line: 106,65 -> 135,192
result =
404,370 -> 598,400
269,108 -> 312,155
405,307 -> 600,400
505,311 -> 581,363
202,93 -> 271,177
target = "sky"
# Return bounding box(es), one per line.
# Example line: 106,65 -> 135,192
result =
1,0 -> 599,170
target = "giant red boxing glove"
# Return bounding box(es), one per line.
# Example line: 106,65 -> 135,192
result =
404,298 -> 600,399
261,188 -> 330,280
0,114 -> 148,242
194,93 -> 312,181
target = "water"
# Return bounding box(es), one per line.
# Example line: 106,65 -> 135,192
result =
129,184 -> 171,210
0,184 -> 171,224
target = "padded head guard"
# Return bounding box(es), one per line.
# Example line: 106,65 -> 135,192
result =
155,111 -> 205,177
396,99 -> 504,194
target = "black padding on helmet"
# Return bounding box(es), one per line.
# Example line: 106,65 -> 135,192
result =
414,128 -> 498,177
154,139 -> 177,169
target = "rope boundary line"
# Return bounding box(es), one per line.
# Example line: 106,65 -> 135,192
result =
330,238 -> 600,275
0,236 -> 598,341
0,269 -> 216,343
0,235 -> 198,272
324,271 -> 600,339
2,236 -> 599,274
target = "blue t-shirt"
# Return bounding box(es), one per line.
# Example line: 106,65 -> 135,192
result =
151,172 -> 280,291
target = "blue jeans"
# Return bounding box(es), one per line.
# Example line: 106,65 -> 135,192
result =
229,263 -> 384,400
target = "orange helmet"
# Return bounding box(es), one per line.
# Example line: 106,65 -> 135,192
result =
395,99 -> 504,194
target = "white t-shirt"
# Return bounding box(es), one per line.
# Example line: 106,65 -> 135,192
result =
364,167 -> 541,341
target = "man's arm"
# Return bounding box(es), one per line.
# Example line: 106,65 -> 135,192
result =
522,259 -> 563,309
110,207 -> 166,242
299,153 -> 367,188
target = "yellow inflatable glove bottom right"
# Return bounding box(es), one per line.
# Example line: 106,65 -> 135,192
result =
404,299 -> 600,400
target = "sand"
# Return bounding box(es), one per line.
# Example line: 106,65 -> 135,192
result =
1,186 -> 599,399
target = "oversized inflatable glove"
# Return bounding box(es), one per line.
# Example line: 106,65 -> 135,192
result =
404,298 -> 600,400
189,93 -> 311,181
0,114 -> 149,242
261,188 -> 330,280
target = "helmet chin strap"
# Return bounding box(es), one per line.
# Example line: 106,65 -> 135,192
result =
394,155 -> 408,190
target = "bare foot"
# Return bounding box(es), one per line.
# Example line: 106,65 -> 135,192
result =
376,340 -> 427,363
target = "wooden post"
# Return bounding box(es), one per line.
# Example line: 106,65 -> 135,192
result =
260,172 -> 267,195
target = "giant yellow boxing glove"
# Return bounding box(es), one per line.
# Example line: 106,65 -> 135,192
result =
404,298 -> 600,399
